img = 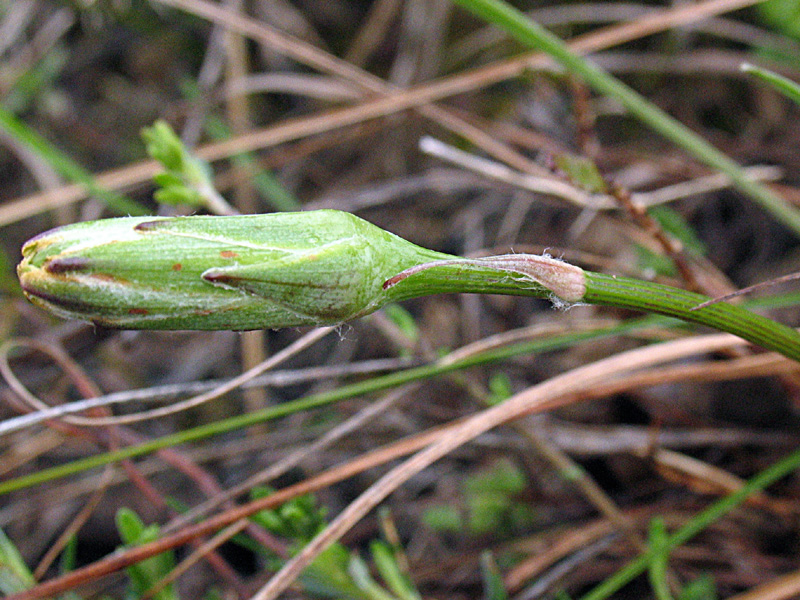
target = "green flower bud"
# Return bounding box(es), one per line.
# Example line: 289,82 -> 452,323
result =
17,210 -> 447,330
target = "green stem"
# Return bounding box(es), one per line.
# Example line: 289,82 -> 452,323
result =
584,272 -> 800,362
382,259 -> 554,302
741,64 -> 800,107
386,259 -> 800,363
449,0 -> 800,235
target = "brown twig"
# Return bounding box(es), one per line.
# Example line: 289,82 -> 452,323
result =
606,179 -> 705,293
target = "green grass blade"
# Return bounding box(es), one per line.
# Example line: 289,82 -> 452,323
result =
741,63 -> 800,105
580,444 -> 800,600
0,526 -> 35,594
0,317 -> 654,496
449,0 -> 800,236
0,106 -> 149,216
647,518 -> 674,600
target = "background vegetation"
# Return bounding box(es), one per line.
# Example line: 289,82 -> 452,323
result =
2,0 -> 800,598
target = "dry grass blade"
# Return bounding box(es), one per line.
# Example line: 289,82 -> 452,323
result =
148,388 -> 421,595
31,465 -> 114,579
643,448 -> 775,509
249,332 -> 771,600
504,519 -> 616,591
420,136 -> 782,210
163,385 -> 418,532
727,569 -> 800,600
0,328 -> 333,428
0,429 -> 64,477
0,7 -> 73,99
143,520 -> 250,600
0,0 -> 771,227
5,331 -> 794,600
0,357 -> 413,437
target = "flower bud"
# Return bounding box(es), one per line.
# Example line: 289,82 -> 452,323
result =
17,210 -> 446,330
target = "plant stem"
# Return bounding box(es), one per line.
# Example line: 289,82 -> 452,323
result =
584,272 -> 800,362
386,259 -> 800,363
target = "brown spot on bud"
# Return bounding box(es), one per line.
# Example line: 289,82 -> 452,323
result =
133,219 -> 168,232
202,271 -> 239,285
383,271 -> 411,289
21,285 -> 98,313
44,257 -> 92,274
172,263 -> 183,271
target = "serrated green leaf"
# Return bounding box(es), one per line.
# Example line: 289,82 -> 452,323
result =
142,119 -> 219,211
142,121 -> 184,170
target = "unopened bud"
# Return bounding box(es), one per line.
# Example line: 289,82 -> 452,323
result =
17,210 -> 446,330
